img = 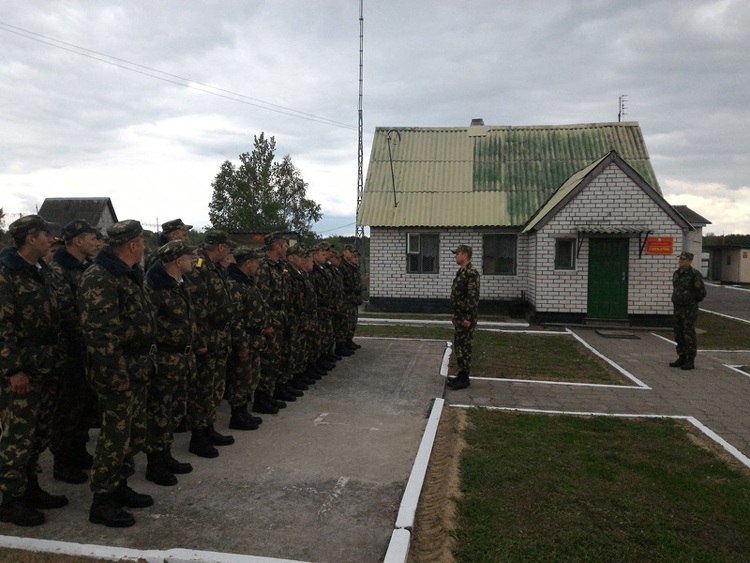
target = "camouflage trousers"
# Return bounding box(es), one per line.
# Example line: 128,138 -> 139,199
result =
144,351 -> 195,453
226,350 -> 261,407
333,310 -> 348,342
674,302 -> 699,358
316,311 -> 335,357
0,375 -> 58,497
344,305 -> 359,340
188,351 -> 228,431
50,362 -> 96,465
285,317 -> 307,376
453,324 -> 476,374
260,322 -> 287,392
90,380 -> 147,495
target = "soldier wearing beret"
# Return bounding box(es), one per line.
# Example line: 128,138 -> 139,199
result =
669,251 -> 706,370
144,241 -> 201,485
79,219 -> 157,527
341,244 -> 363,351
256,233 -> 295,411
0,215 -> 69,527
185,229 -> 237,458
48,219 -> 100,485
447,244 -> 480,390
225,247 -> 270,426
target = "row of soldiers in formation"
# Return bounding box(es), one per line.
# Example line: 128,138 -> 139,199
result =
0,214 -> 363,528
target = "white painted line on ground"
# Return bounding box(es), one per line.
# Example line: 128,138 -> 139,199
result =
440,342 -> 452,376
566,328 -> 650,389
394,398 -> 444,530
448,405 -> 750,472
725,365 -> 750,379
481,328 -> 569,335
706,282 -> 750,293
383,528 -> 411,563
468,375 -> 646,390
700,308 -> 750,325
651,332 -> 675,346
359,318 -> 529,328
0,535 -> 308,563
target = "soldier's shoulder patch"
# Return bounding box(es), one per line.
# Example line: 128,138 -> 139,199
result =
195,258 -> 204,269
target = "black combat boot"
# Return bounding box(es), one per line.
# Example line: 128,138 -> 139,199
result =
347,338 -> 361,350
335,342 -> 353,357
274,386 -> 297,402
25,475 -> 68,509
113,480 -> 154,508
174,416 -> 188,433
446,371 -> 471,391
229,405 -> 260,430
145,452 -> 178,486
0,496 -> 45,526
290,378 -> 309,391
252,392 -> 279,415
163,448 -> 193,474
205,425 -> 235,446
307,366 -> 324,380
189,429 -> 219,458
285,383 -> 304,397
89,492 -> 135,528
681,357 -> 695,370
53,461 -> 88,484
669,355 -> 686,367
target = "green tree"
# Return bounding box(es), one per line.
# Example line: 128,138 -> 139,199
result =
208,133 -> 322,237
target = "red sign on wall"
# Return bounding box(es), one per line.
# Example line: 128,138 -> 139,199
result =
645,236 -> 674,255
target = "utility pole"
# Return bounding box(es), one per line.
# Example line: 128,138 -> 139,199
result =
355,0 -> 365,245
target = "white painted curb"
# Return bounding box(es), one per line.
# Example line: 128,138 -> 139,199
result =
382,528 -> 411,563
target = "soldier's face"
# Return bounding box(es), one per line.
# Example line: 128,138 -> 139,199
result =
169,229 -> 189,242
131,236 -> 146,261
177,254 -> 193,274
28,229 -> 53,259
76,232 -> 99,257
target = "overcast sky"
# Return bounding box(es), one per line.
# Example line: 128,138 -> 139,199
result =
1,0 -> 747,236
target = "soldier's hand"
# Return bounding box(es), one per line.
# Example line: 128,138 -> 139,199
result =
112,380 -> 129,392
196,346 -> 208,355
461,319 -> 472,328
263,327 -> 274,335
239,350 -> 250,361
9,371 -> 31,394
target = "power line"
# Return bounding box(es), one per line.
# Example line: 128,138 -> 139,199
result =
0,20 -> 360,132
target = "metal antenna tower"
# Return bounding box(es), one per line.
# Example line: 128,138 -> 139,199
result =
355,0 -> 365,244
618,94 -> 628,122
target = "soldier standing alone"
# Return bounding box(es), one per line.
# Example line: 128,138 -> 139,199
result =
447,244 -> 480,391
669,251 -> 706,370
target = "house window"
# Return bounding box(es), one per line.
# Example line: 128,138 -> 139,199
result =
555,239 -> 576,270
482,234 -> 516,275
407,233 -> 439,273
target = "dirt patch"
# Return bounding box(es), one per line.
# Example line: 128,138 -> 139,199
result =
408,407 -> 468,563
681,419 -> 750,476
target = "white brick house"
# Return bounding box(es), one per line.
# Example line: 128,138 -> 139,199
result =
358,122 -> 699,326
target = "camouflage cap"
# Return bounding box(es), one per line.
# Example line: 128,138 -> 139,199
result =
61,219 -> 99,241
107,220 -> 144,245
263,232 -> 287,247
452,244 -> 473,256
204,229 -> 233,246
161,218 -> 193,233
343,244 -> 357,252
233,246 -> 263,263
157,240 -> 196,263
313,241 -> 332,252
8,214 -> 54,239
678,251 -> 694,261
286,244 -> 308,258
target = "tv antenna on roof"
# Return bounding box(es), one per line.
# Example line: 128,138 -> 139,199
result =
618,94 -> 628,122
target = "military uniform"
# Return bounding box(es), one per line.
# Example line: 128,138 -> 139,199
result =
0,216 -> 68,526
144,240 -> 199,483
340,245 -> 364,349
670,252 -> 706,369
79,220 -> 156,527
449,244 -> 480,388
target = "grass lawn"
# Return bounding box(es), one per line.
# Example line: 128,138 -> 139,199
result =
452,410 -> 750,562
356,325 -> 623,384
697,311 -> 750,349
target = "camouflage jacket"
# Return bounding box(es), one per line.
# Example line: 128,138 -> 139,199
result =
0,248 -> 65,378
671,266 -> 706,306
328,264 -> 345,315
256,256 -> 287,325
49,246 -> 90,354
451,263 -> 480,324
284,265 -> 316,318
78,246 -> 157,391
145,261 -> 198,353
340,258 -> 363,306
188,250 -> 236,355
310,263 -> 334,313
226,264 -> 270,349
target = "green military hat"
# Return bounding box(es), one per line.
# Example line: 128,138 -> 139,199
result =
286,243 -> 308,257
107,220 -> 144,245
8,214 -> 54,239
313,241 -> 332,252
161,218 -> 193,234
233,246 -> 263,263
61,219 -> 99,242
204,229 -> 234,246
678,251 -> 694,261
157,240 -> 196,263
263,232 -> 287,247
452,244 -> 473,257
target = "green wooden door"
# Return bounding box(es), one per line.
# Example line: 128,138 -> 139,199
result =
587,238 -> 629,319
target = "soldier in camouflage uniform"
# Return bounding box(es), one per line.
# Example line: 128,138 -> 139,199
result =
256,233 -> 296,410
310,242 -> 338,369
285,245 -> 319,389
144,241 -> 201,485
185,230 -> 238,458
79,220 -> 156,528
48,219 -> 100,485
145,218 -> 193,271
447,244 -> 480,390
328,249 -> 353,358
0,215 -> 69,527
225,247 -> 271,426
669,251 -> 706,370
341,244 -> 363,351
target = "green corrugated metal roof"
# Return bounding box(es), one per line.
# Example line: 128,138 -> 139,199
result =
359,122 -> 660,228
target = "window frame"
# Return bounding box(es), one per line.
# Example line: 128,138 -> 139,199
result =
554,238 -> 576,270
405,233 -> 439,274
482,234 -> 517,276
